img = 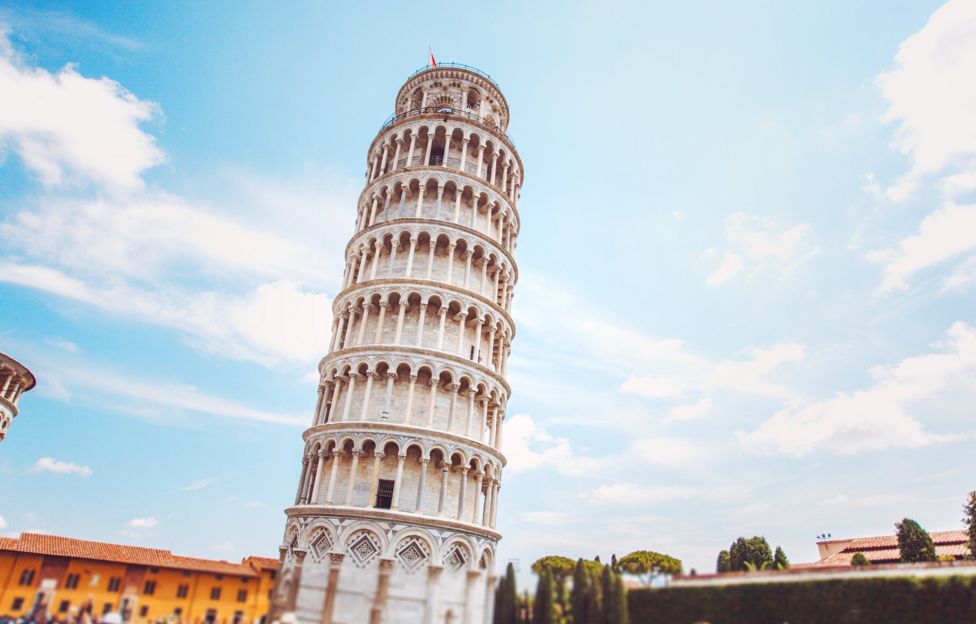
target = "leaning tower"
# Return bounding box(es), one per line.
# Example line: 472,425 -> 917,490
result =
273,63 -> 523,624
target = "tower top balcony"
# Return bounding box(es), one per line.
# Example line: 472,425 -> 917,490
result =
394,63 -> 511,133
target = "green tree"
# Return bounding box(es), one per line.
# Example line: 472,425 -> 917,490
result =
494,563 -> 518,624
532,556 -> 575,618
773,546 -> 790,570
964,491 -> 976,558
716,550 -> 731,573
533,569 -> 556,624
729,536 -> 773,571
570,559 -> 591,623
850,552 -> 870,566
617,550 -> 683,585
585,567 -> 603,624
896,518 -> 937,563
610,569 -> 629,624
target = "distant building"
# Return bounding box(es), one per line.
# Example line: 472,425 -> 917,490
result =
809,530 -> 970,566
0,351 -> 35,443
0,532 -> 278,624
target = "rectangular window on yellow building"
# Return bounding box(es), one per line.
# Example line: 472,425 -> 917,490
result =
108,577 -> 121,592
144,580 -> 156,595
139,606 -> 149,617
236,590 -> 247,603
11,597 -> 25,611
59,600 -> 70,613
19,569 -> 35,586
177,584 -> 189,598
102,603 -> 112,615
65,574 -> 80,589
210,587 -> 221,600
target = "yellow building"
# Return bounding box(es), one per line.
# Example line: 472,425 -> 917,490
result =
0,533 -> 278,624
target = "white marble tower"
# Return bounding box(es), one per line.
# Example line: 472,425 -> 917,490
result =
273,63 -> 523,624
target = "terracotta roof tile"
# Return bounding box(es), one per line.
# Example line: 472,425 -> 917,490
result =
1,533 -> 262,577
839,530 -> 966,552
244,556 -> 281,570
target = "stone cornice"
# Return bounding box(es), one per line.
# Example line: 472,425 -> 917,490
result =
359,164 -> 521,233
319,344 -> 512,396
345,218 -> 520,284
367,111 -> 523,185
285,504 -> 502,541
333,276 -> 516,338
301,421 -> 507,467
0,396 -> 17,418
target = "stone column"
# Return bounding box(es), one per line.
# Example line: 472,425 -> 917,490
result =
415,300 -> 428,347
471,472 -> 483,522
425,566 -> 443,624
405,236 -> 418,276
437,463 -> 450,515
460,137 -> 470,171
435,184 -> 445,219
465,391 -> 475,438
388,238 -> 399,271
325,380 -> 342,424
356,246 -> 369,282
340,374 -> 358,421
446,383 -> 460,431
487,328 -> 497,370
425,238 -> 436,279
367,451 -> 383,507
390,454 -> 407,510
356,302 -> 371,346
370,240 -> 383,279
378,144 -> 389,175
359,371 -> 375,421
330,314 -> 347,352
392,138 -> 402,171
312,384 -> 325,425
473,317 -> 484,363
325,451 -> 341,504
454,192 -> 463,224
415,186 -> 426,218
455,313 -> 467,356
456,467 -> 469,520
344,450 -> 361,505
404,374 -> 418,425
437,307 -> 448,349
476,144 -> 486,178
481,478 -> 492,526
464,569 -> 480,624
482,575 -> 498,624
320,553 -> 344,624
463,251 -> 473,288
415,457 -> 429,513
445,243 -> 457,283
426,379 -> 439,426
490,481 -> 500,528
423,133 -> 434,166
294,456 -> 309,505
368,196 -> 379,227
381,372 -> 396,420
373,301 -> 388,343
394,302 -> 407,344
406,133 -> 417,166
369,559 -> 395,624
309,450 -> 325,503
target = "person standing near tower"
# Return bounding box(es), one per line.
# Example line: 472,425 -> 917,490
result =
272,62 -> 524,624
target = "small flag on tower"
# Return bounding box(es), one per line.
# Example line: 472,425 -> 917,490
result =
428,47 -> 437,68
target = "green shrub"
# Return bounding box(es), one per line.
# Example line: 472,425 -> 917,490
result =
628,575 -> 976,623
850,552 -> 870,566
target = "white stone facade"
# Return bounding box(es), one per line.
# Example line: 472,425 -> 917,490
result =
0,352 -> 36,443
273,64 -> 522,624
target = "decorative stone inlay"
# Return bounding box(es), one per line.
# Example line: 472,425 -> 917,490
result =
444,544 -> 469,571
309,529 -> 333,561
395,537 -> 431,572
347,531 -> 381,567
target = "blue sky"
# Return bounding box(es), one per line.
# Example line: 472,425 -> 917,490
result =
2,0 -> 975,576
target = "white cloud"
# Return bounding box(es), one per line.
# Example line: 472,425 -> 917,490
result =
519,512 -> 571,526
876,203 -> 976,293
126,516 -> 158,529
0,30 -> 163,191
0,264 -> 333,365
706,250 -> 742,286
502,414 -> 575,476
31,457 -> 92,477
706,213 -> 819,286
44,337 -> 79,352
620,375 -> 686,399
665,398 -> 712,423
213,542 -> 234,553
709,341 -> 805,399
738,321 -> 974,455
631,436 -> 708,468
876,0 -> 976,200
179,478 -> 216,492
0,515 -> 7,530
587,483 -> 696,506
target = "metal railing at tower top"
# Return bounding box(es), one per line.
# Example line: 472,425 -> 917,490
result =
378,106 -> 515,146
405,63 -> 502,90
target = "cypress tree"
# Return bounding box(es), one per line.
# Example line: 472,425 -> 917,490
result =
613,570 -> 629,624
600,565 -> 615,624
494,562 -> 518,624
897,518 -> 937,562
964,491 -> 976,558
533,569 -> 556,624
585,568 -> 602,624
570,558 -> 590,623
773,546 -> 790,570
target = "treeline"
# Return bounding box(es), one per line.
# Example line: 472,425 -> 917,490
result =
493,550 -> 682,624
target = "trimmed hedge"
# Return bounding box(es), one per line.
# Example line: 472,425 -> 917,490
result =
628,575 -> 976,623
